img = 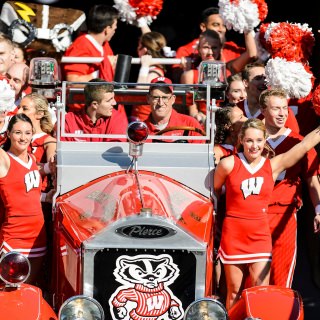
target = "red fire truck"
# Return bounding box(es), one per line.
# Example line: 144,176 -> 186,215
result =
0,78 -> 304,320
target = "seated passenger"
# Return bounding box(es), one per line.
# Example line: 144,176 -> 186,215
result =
145,77 -> 205,143
62,79 -> 128,141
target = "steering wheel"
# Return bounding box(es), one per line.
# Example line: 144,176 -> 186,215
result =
155,126 -> 206,136
154,126 -> 206,143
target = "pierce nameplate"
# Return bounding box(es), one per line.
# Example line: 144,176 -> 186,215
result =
116,225 -> 176,239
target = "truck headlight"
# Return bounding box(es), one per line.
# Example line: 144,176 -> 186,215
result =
184,297 -> 228,320
58,295 -> 104,320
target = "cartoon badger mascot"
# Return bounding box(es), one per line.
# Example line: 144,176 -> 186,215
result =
109,254 -> 183,320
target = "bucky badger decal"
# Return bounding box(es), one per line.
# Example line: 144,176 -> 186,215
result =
109,254 -> 183,320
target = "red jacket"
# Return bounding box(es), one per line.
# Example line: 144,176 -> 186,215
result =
62,109 -> 128,142
145,109 -> 205,143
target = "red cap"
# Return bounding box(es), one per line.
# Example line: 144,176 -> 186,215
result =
150,76 -> 173,92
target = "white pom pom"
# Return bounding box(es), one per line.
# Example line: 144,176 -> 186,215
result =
113,0 -> 137,24
265,57 -> 312,98
135,15 -> 154,27
219,0 -> 260,33
292,22 -> 312,33
0,80 -> 16,113
48,105 -> 57,125
137,16 -> 148,28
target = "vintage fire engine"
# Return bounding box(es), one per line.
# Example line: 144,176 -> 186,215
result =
50,73 -> 304,319
51,79 -> 215,320
0,59 -> 305,319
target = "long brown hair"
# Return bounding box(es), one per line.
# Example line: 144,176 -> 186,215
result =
3,114 -> 33,151
139,31 -> 167,72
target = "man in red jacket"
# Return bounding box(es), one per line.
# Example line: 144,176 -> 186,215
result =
144,77 -> 205,143
172,7 -> 245,82
238,61 -> 300,134
62,4 -> 119,82
261,88 -> 320,287
62,79 -> 128,142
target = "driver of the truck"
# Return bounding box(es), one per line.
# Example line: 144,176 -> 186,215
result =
144,76 -> 205,143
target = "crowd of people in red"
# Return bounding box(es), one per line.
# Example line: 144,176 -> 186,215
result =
0,1 -> 319,312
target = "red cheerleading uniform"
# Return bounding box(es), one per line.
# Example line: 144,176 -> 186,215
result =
0,152 -> 46,258
267,128 -> 320,287
30,132 -> 51,164
30,132 -> 55,194
219,153 -> 274,264
216,143 -> 234,158
288,98 -> 319,136
237,100 -> 300,134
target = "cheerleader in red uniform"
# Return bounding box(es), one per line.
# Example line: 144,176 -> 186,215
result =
17,93 -> 56,290
0,114 -> 46,285
213,105 -> 247,301
18,93 -> 56,202
214,118 -> 320,309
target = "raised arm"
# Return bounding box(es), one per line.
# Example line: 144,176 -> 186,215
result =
271,126 -> 320,179
226,31 -> 257,74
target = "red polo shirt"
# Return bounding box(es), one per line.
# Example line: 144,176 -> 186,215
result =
62,108 -> 128,142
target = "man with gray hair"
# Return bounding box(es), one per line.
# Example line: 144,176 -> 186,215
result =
6,62 -> 30,108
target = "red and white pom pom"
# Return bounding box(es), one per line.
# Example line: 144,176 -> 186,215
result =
113,0 -> 136,24
312,84 -> 320,116
265,57 -> 313,99
113,0 -> 163,25
218,0 -> 268,33
261,22 -> 314,63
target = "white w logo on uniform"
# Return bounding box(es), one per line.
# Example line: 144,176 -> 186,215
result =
25,170 -> 41,192
241,177 -> 264,199
146,295 -> 164,311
